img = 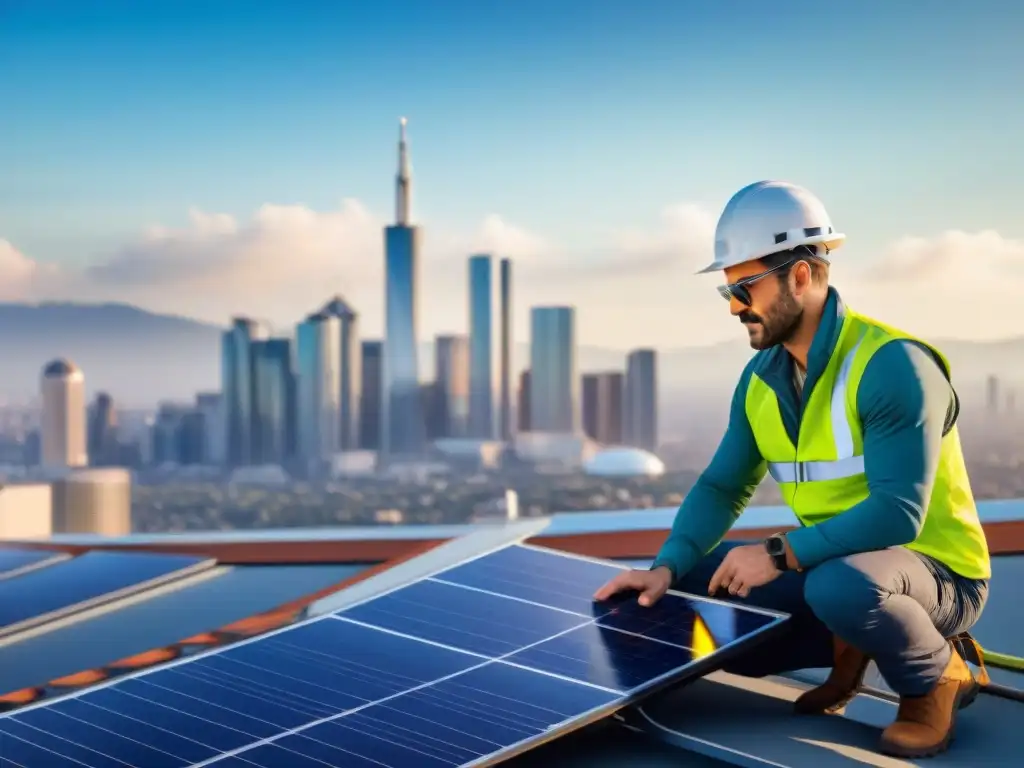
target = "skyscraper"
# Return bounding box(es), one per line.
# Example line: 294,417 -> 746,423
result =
529,306 -> 579,432
359,340 -> 383,450
296,312 -> 341,474
468,254 -> 494,438
41,358 -> 88,471
251,338 -> 294,464
195,392 -> 224,465
319,296 -> 362,450
221,316 -> 266,466
87,392 -> 117,466
435,334 -> 470,437
582,372 -> 624,445
517,370 -> 531,432
499,257 -> 512,440
383,117 -> 425,455
624,348 -> 658,451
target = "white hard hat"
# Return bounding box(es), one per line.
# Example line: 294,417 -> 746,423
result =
698,180 -> 845,274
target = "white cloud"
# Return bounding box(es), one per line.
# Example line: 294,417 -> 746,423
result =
828,229 -> 1024,341
1,203 -> 1021,346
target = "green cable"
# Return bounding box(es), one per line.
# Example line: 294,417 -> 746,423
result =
982,648 -> 1024,673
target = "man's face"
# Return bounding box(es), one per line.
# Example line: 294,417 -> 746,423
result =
723,259 -> 804,351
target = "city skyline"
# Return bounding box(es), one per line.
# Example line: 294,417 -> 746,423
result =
1,2 -> 1022,350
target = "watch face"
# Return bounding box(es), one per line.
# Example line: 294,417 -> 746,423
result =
766,536 -> 784,555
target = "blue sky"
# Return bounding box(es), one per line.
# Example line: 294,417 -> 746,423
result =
1,0 -> 1022,344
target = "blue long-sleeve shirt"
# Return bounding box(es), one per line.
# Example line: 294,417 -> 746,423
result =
651,290 -> 956,579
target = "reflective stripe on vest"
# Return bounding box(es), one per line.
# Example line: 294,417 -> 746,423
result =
765,334 -> 865,484
744,308 -> 992,580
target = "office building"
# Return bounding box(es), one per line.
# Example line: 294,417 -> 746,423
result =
383,117 -> 426,455
468,254 -> 494,438
296,312 -> 342,471
195,392 -> 224,465
529,306 -> 579,432
499,257 -> 512,440
221,317 -> 266,466
87,391 -> 118,466
40,358 -> 88,471
435,334 -> 470,438
517,370 -> 531,432
319,296 -> 362,450
252,338 -> 294,464
359,340 -> 383,450
582,372 -> 624,444
624,348 -> 658,451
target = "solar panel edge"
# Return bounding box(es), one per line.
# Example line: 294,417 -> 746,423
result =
0,536 -> 530,722
0,555 -> 219,642
0,551 -> 70,583
0,611 -> 347,722
324,537 -> 541,617
517,542 -> 791,621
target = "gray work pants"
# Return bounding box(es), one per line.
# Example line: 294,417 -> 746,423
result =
674,542 -> 989,696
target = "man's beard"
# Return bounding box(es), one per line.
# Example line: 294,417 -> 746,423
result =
738,288 -> 803,350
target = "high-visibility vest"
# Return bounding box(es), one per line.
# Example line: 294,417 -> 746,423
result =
744,309 -> 991,580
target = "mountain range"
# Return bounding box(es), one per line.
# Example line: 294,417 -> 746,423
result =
0,302 -> 1017,409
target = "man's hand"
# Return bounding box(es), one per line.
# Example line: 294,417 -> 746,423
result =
593,566 -> 672,607
707,544 -> 782,598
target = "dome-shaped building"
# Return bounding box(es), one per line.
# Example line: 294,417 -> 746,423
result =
583,447 -> 665,478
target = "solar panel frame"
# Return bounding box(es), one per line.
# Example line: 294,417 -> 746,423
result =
0,541 -> 790,768
0,547 -> 70,582
0,550 -> 216,640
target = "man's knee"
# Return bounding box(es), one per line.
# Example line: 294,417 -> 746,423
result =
803,555 -> 884,631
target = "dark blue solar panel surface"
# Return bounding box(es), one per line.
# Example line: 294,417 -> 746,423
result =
0,548 -> 62,578
0,550 -> 211,633
0,543 -> 787,767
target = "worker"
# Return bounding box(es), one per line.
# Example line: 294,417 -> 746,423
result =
593,180 -> 992,758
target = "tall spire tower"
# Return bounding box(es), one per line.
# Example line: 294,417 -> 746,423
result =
395,116 -> 412,225
382,116 -> 425,457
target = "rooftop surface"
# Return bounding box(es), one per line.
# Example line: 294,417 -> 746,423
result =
0,502 -> 1020,767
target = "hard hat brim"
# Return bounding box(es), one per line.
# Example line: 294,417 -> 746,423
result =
695,233 -> 845,275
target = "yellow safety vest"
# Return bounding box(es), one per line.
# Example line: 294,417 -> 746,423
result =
744,309 -> 991,580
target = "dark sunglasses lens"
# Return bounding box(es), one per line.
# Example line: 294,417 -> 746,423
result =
719,284 -> 751,305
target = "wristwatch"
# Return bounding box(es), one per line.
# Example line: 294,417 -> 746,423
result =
764,534 -> 789,572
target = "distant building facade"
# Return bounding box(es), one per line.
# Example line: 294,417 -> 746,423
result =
517,370 -> 531,432
529,306 -> 579,432
41,358 -> 88,470
499,257 -> 513,440
624,348 -> 658,451
359,340 -> 383,450
468,254 -> 494,439
221,316 -> 266,466
296,312 -> 342,472
435,334 -> 470,438
582,372 -> 624,445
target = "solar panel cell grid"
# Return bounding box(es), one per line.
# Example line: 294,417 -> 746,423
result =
0,543 -> 788,767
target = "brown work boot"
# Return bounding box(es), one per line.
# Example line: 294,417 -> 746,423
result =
793,637 -> 871,716
878,644 -> 979,758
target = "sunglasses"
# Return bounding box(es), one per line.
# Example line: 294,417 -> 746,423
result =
717,256 -> 806,306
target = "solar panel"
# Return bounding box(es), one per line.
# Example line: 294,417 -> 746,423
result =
0,542 -> 788,767
0,550 -> 214,639
0,547 -> 68,581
